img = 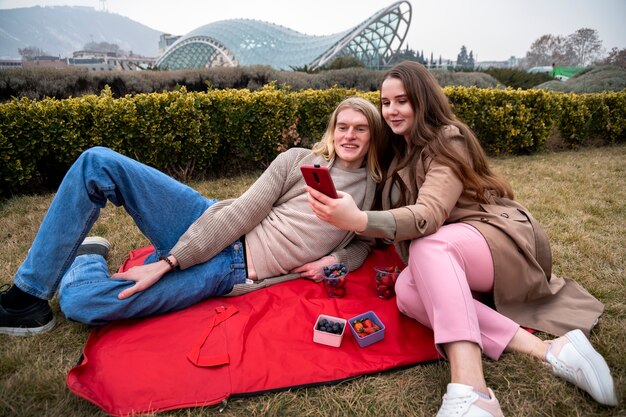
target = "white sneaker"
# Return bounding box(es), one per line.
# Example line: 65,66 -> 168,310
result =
436,383 -> 504,417
546,329 -> 618,406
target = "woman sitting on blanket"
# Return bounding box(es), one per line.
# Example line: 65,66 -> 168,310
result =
305,61 -> 618,415
0,96 -> 383,335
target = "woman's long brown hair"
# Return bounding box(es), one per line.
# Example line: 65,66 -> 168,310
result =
377,61 -> 513,209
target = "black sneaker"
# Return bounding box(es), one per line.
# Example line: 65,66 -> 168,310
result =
0,298 -> 56,336
76,236 -> 111,258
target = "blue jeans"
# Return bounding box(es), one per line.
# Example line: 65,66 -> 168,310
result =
13,147 -> 247,325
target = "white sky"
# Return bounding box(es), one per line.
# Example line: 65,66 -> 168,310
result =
1,0 -> 625,61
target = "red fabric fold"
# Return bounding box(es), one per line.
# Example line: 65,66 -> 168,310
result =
187,305 -> 238,367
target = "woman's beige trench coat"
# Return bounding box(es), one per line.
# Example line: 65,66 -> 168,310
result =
381,127 -> 603,337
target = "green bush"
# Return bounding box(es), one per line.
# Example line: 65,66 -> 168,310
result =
0,66 -> 381,101
433,70 -> 501,88
445,87 -> 559,155
0,66 -> 502,102
482,68 -> 554,89
1,86 -> 624,197
557,91 -> 626,146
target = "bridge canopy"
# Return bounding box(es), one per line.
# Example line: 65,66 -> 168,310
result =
156,1 -> 411,70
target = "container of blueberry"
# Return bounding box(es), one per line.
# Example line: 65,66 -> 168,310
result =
313,314 -> 347,347
348,311 -> 385,348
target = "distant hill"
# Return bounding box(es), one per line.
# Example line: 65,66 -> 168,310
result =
536,66 -> 626,93
0,5 -> 164,59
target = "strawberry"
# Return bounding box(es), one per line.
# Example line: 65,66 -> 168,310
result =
380,275 -> 394,286
364,327 -> 376,335
354,322 -> 364,333
363,318 -> 373,328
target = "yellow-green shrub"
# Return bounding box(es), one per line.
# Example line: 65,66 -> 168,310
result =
445,87 -> 561,155
557,91 -> 626,146
1,86 -> 624,196
203,86 -> 298,172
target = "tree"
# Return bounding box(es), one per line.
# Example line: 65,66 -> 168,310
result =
289,64 -> 318,73
18,46 -> 46,59
457,45 -> 468,67
324,55 -> 366,70
456,45 -> 474,69
525,34 -> 552,67
525,34 -> 576,68
599,47 -> 626,68
390,46 -> 419,64
566,28 -> 603,66
526,28 -> 603,68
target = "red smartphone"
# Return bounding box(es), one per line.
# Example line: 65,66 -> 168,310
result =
300,164 -> 338,198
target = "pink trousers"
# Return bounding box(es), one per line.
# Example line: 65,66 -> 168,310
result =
395,223 -> 519,360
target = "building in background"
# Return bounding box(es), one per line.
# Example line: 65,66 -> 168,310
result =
0,59 -> 23,69
22,55 -> 67,69
13,51 -> 155,71
68,50 -> 156,71
156,0 -> 411,71
68,51 -> 116,71
159,34 -> 181,54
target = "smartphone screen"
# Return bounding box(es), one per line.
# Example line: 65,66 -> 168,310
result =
300,164 -> 338,198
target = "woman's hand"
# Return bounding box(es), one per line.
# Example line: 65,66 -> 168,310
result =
291,255 -> 338,282
305,186 -> 368,232
111,259 -> 174,300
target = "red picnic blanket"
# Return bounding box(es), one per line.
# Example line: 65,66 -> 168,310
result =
66,245 -> 441,416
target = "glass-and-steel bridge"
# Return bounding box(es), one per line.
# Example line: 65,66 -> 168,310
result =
155,1 -> 412,70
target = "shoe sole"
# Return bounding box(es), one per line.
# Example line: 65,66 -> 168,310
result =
83,236 -> 111,250
78,236 -> 111,258
0,316 -> 57,336
567,329 -> 619,406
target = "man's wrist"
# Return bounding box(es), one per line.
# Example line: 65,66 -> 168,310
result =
355,211 -> 368,233
159,255 -> 178,272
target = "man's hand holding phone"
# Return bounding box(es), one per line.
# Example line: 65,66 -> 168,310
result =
300,164 -> 338,198
302,164 -> 367,233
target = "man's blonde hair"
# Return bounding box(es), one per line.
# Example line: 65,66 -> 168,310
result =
312,96 -> 384,182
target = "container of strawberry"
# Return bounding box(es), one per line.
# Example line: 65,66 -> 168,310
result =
323,263 -> 347,298
349,311 -> 385,347
374,266 -> 401,299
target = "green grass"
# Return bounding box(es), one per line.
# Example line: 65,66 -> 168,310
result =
1,146 -> 625,417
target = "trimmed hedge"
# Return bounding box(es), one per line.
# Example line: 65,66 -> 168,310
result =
446,87 -> 560,155
0,66 -> 502,102
1,86 -> 624,196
